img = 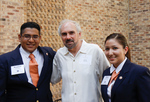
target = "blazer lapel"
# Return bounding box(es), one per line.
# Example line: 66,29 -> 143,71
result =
37,47 -> 50,86
11,45 -> 28,82
111,59 -> 131,100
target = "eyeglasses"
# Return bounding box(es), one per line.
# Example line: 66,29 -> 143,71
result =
21,34 -> 40,40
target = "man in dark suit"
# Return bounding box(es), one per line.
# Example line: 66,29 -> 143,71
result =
0,22 -> 55,102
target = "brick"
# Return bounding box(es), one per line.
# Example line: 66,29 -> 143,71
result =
8,13 -> 14,15
13,10 -> 19,12
0,18 -> 6,21
7,6 -> 15,8
0,25 -> 4,28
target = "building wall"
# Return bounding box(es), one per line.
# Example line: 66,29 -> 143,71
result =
64,0 -> 129,50
26,0 -> 66,52
0,0 -> 25,55
129,0 -> 150,68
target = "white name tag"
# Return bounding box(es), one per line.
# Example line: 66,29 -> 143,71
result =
79,55 -> 92,65
11,65 -> 25,75
101,76 -> 111,85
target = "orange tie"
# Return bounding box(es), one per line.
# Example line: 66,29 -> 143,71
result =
108,70 -> 120,86
29,54 -> 39,87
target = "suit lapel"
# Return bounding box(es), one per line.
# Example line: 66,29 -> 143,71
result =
37,47 -> 50,86
111,59 -> 131,100
11,45 -> 28,82
11,46 -> 53,87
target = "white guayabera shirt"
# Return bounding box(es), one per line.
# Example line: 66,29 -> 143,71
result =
51,40 -> 110,102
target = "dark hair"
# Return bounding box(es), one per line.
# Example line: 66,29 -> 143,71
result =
20,22 -> 41,35
105,33 -> 131,61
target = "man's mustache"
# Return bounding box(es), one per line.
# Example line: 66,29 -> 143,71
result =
66,39 -> 74,43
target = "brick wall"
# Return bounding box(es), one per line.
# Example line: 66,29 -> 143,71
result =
0,0 -> 25,55
129,0 -> 150,68
64,0 -> 129,50
26,0 -> 65,51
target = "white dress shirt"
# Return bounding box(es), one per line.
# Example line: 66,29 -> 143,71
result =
51,40 -> 110,102
107,57 -> 127,102
20,46 -> 44,84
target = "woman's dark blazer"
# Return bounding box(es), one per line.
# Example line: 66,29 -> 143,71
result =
101,59 -> 150,102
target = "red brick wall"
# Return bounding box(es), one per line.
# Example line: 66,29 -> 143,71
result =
0,0 -> 25,55
129,0 -> 150,68
64,0 -> 129,50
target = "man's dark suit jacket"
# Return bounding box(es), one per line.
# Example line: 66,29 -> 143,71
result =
101,59 -> 150,102
0,45 -> 56,102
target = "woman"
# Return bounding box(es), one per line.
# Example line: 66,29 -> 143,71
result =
101,33 -> 150,102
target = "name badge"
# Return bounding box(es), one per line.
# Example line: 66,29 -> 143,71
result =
79,55 -> 92,65
11,65 -> 25,75
101,76 -> 111,85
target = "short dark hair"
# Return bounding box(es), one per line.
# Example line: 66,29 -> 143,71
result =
20,22 -> 41,35
105,33 -> 131,61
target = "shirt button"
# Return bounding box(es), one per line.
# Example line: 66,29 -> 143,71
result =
74,70 -> 76,72
74,81 -> 76,83
73,60 -> 75,62
74,93 -> 76,95
36,100 -> 39,102
36,88 -> 38,91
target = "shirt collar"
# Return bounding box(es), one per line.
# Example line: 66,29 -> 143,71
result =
19,46 -> 38,58
79,40 -> 87,53
110,57 -> 127,74
63,39 -> 87,56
